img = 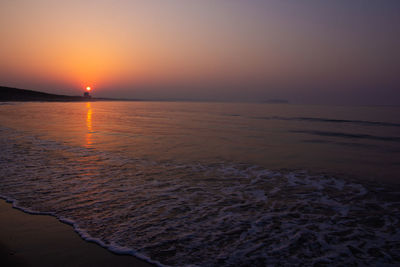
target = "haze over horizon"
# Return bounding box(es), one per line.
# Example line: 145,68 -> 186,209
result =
1,0 -> 399,105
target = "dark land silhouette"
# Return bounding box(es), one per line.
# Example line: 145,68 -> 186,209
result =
0,86 -> 289,103
0,86 -> 133,102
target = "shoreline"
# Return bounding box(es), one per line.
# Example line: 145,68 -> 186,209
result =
0,199 -> 154,267
0,86 -> 143,102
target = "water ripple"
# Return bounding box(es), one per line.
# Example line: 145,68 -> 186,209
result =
0,127 -> 400,266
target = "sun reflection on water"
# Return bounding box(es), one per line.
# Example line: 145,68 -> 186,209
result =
86,102 -> 93,147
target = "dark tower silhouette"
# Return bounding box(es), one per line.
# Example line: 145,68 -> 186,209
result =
84,87 -> 92,98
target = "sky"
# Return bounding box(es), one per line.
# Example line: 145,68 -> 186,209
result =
1,0 -> 399,104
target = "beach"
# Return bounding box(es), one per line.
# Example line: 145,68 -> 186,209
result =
1,0 -> 400,264
0,200 -> 153,267
0,101 -> 399,265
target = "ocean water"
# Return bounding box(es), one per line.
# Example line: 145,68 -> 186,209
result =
0,101 -> 399,266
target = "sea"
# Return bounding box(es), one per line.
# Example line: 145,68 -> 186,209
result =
0,101 -> 399,266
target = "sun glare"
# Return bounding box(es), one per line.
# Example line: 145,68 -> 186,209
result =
86,86 -> 91,91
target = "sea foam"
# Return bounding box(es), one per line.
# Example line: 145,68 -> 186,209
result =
0,126 -> 399,266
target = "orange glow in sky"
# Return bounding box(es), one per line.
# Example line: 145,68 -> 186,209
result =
0,1 -> 399,104
86,86 -> 91,91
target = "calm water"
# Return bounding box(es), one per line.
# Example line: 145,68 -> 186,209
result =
0,101 -> 399,266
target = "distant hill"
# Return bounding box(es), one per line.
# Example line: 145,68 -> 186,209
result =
260,99 -> 289,104
0,86 -> 94,101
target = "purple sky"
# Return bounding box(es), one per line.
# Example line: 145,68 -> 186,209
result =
1,0 -> 399,104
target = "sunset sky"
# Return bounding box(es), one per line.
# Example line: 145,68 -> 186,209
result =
1,0 -> 399,104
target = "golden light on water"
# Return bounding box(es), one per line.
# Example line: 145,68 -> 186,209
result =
86,102 -> 93,147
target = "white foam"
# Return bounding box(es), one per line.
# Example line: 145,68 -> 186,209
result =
0,194 -> 165,267
1,127 -> 399,266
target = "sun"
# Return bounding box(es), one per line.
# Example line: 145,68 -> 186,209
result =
86,86 -> 91,91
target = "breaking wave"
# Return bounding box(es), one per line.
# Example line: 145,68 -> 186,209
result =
0,127 -> 400,266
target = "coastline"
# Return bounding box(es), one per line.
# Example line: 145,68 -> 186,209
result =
0,199 -> 154,267
0,86 -> 143,102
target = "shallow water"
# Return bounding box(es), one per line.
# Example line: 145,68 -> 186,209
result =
0,101 -> 399,266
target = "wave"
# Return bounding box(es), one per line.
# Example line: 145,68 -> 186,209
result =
0,194 -> 165,267
252,116 -> 400,128
1,127 -> 400,266
301,139 -> 377,147
291,130 -> 400,143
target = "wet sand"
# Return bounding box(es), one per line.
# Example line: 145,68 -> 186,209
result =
0,200 -> 154,267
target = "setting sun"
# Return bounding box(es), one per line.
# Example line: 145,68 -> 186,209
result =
86,86 -> 91,91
